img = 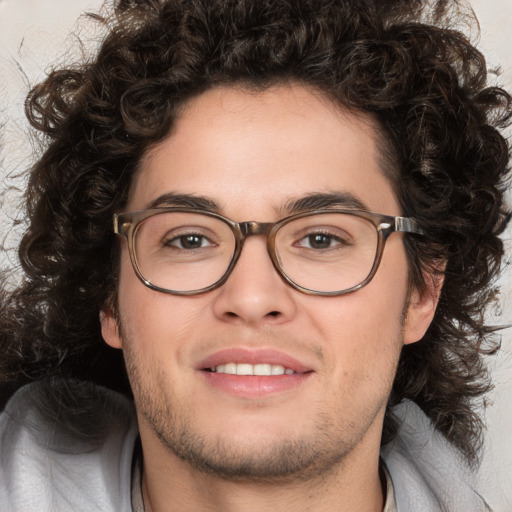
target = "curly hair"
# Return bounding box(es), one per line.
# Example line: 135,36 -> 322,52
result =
0,0 -> 510,465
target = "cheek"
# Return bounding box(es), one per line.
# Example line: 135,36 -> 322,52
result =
116,254 -> 208,363
307,259 -> 408,381
308,286 -> 406,351
319,301 -> 404,411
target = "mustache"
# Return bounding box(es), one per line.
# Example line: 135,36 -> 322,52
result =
191,327 -> 326,364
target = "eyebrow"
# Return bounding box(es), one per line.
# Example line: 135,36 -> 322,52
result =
283,192 -> 368,214
146,191 -> 368,216
147,193 -> 221,211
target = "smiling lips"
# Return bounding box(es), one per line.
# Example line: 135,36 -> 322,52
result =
199,349 -> 313,397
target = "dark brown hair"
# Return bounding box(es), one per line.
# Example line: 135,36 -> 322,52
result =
0,0 -> 510,465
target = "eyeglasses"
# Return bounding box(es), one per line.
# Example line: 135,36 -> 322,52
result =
113,207 -> 423,296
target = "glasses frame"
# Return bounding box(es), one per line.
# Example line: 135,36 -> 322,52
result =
114,207 -> 423,296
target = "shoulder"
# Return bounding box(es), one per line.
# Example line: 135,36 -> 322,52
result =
381,400 -> 490,512
0,380 -> 139,512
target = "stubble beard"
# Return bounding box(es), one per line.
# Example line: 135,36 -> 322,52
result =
123,353 -> 399,484
138,393 -> 361,483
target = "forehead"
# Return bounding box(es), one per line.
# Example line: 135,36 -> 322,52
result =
129,84 -> 400,217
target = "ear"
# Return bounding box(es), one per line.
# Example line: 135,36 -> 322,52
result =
100,301 -> 123,349
403,268 -> 444,345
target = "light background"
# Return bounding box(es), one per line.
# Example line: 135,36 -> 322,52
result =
0,1 -> 510,510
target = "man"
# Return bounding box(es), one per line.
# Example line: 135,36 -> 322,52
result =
0,0 -> 510,510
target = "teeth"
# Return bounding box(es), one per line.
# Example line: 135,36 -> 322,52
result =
212,363 -> 296,375
225,363 -> 237,374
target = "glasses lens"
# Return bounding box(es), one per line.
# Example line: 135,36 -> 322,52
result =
134,212 -> 236,292
274,213 -> 378,293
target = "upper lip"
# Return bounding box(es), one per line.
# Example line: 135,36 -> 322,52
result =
198,348 -> 313,374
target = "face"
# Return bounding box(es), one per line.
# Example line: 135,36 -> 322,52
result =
102,84 -> 436,482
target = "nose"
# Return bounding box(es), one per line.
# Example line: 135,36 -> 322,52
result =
211,236 -> 297,325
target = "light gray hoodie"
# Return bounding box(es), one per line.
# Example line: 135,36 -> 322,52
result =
0,383 -> 490,511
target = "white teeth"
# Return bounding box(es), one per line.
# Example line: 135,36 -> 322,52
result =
254,364 -> 272,376
225,363 -> 237,374
212,363 -> 296,375
271,365 -> 285,376
237,363 -> 253,375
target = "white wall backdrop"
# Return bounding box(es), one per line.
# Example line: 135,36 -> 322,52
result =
0,1 -> 510,510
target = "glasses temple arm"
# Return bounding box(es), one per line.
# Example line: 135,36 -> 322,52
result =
395,217 -> 424,235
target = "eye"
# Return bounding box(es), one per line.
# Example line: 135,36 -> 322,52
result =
165,233 -> 214,250
296,232 -> 348,250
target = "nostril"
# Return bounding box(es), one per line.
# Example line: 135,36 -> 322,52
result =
268,311 -> 280,317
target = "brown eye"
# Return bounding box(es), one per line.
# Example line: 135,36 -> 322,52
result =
295,231 -> 348,250
305,234 -> 335,249
166,234 -> 213,250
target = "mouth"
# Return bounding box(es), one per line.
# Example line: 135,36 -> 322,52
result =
198,348 -> 313,398
205,363 -> 298,376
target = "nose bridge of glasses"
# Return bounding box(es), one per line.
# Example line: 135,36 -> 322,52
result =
239,221 -> 274,238
227,220 -> 281,286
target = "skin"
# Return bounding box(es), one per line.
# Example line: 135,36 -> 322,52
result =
101,84 -> 439,511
